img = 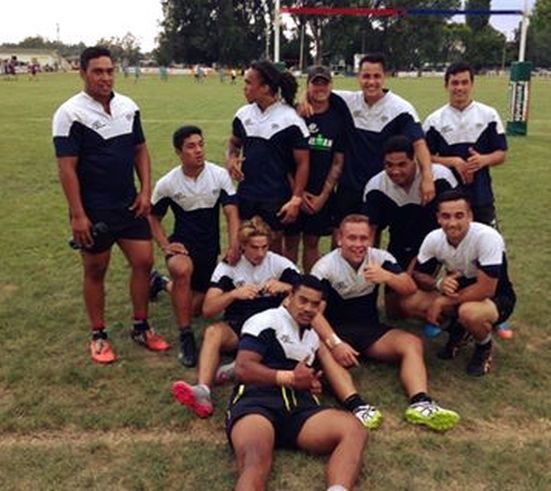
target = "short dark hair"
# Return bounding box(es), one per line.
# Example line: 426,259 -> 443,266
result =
173,125 -> 203,150
436,189 -> 472,211
445,62 -> 475,85
292,274 -> 325,298
80,46 -> 112,71
359,53 -> 386,71
383,135 -> 414,160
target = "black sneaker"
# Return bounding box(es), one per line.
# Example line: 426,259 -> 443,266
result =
178,329 -> 197,367
149,270 -> 169,301
437,322 -> 473,360
466,344 -> 493,377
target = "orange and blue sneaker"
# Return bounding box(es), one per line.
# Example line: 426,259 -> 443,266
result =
90,332 -> 117,364
131,322 -> 170,352
172,381 -> 214,418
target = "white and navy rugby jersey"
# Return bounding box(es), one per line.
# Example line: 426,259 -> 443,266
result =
52,91 -> 145,210
330,90 -> 425,193
423,101 -> 507,207
232,101 -> 309,201
151,162 -> 237,255
210,251 -> 300,328
311,248 -> 402,327
362,164 -> 457,267
304,104 -> 345,195
415,222 -> 514,297
240,306 -> 320,371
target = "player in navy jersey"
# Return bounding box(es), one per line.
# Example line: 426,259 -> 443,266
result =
284,65 -> 344,272
227,275 -> 368,491
315,53 -> 435,222
226,60 -> 310,254
171,217 -> 300,417
363,135 -> 458,271
311,215 -> 460,431
423,62 -> 508,227
53,47 -> 169,364
400,190 -> 516,376
149,125 -> 240,367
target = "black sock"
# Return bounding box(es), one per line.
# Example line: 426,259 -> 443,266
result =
179,327 -> 192,340
133,319 -> 149,333
343,393 -> 366,412
92,329 -> 107,340
409,392 -> 432,405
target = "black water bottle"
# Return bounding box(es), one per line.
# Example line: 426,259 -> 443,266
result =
68,222 -> 109,250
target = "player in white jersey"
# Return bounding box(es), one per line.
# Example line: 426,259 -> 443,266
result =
423,62 -> 507,226
226,275 -> 368,491
311,215 -> 460,431
317,53 -> 436,222
149,126 -> 240,367
400,190 -> 516,376
226,60 -> 310,254
171,217 -> 299,418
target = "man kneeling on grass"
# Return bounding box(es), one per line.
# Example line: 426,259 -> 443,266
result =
171,217 -> 300,417
400,189 -> 516,376
226,275 -> 367,491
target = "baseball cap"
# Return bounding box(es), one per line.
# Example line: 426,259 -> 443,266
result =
307,65 -> 332,83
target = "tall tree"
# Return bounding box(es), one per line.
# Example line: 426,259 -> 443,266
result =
465,0 -> 491,32
526,0 -> 551,66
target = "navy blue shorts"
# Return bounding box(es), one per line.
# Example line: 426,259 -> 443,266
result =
492,292 -> 516,325
238,197 -> 287,232
334,186 -> 363,226
226,385 -> 326,449
83,208 -> 151,254
166,242 -> 218,293
284,195 -> 335,237
336,322 -> 392,353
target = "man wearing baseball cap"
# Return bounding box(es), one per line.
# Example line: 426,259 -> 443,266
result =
285,66 -> 345,272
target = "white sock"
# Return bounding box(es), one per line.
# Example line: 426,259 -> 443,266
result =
327,485 -> 348,491
476,333 -> 492,346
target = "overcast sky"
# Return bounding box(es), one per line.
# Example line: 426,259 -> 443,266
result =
1,0 -> 534,53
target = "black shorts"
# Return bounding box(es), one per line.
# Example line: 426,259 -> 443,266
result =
335,322 -> 392,353
238,197 -> 287,232
166,244 -> 218,293
472,204 -> 498,229
387,245 -> 417,271
83,208 -> 151,254
284,195 -> 335,237
334,186 -> 364,226
492,292 -> 516,325
226,385 -> 326,449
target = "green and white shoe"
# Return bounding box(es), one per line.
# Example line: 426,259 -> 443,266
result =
353,404 -> 383,430
404,401 -> 459,432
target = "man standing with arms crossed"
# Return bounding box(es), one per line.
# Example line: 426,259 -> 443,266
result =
53,47 -> 169,363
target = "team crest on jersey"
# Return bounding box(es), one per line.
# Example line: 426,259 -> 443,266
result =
271,123 -> 280,130
353,110 -> 362,118
441,125 -> 453,134
125,112 -> 134,121
173,192 -> 184,200
244,118 -> 253,126
380,115 -> 388,123
92,120 -> 106,130
308,123 -> 319,134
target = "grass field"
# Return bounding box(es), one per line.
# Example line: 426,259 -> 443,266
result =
0,71 -> 550,490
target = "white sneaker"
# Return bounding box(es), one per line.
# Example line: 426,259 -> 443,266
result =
352,404 -> 383,430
